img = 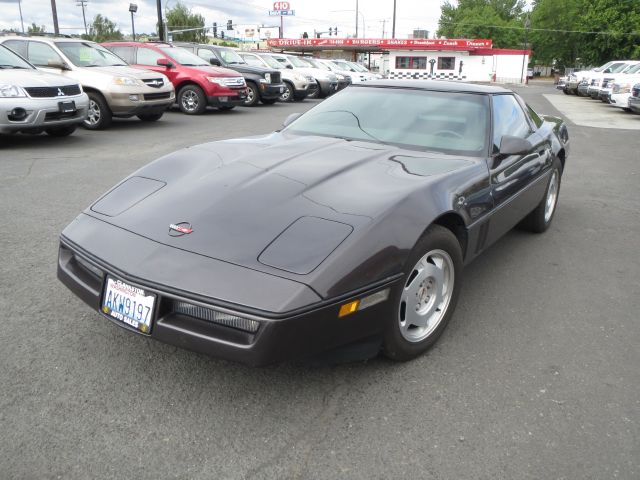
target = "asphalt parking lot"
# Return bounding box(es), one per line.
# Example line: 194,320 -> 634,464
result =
1,84 -> 639,479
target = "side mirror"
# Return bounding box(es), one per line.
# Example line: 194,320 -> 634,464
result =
47,59 -> 69,70
499,135 -> 532,155
209,57 -> 221,66
286,64 -> 293,69
156,58 -> 174,68
282,112 -> 302,128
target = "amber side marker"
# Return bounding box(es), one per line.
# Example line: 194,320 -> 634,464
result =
338,300 -> 360,318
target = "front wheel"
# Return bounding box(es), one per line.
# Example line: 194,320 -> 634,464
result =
279,82 -> 294,102
178,85 -> 207,115
244,82 -> 260,107
83,92 -> 112,130
519,158 -> 563,233
383,225 -> 463,361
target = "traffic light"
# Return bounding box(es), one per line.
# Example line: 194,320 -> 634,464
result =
227,20 -> 233,30
328,28 -> 332,36
220,31 -> 225,39
302,31 -> 308,39
213,22 -> 217,38
334,27 -> 338,36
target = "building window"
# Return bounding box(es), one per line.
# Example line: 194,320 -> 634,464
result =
395,56 -> 427,70
438,57 -> 455,70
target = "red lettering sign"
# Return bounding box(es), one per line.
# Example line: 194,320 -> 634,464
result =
266,38 -> 493,50
273,1 -> 290,9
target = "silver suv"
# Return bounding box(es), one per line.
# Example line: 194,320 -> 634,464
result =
0,43 -> 88,136
0,37 -> 175,130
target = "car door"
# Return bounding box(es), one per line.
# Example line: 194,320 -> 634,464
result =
485,93 -> 550,245
135,47 -> 178,84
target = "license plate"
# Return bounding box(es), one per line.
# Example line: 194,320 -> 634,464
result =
58,100 -> 76,113
101,277 -> 156,334
219,96 -> 228,102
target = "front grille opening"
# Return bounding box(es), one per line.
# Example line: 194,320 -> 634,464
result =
173,301 -> 260,333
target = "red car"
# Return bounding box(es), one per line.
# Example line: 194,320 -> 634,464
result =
102,42 -> 248,114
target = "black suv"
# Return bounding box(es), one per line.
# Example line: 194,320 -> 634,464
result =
175,43 -> 285,107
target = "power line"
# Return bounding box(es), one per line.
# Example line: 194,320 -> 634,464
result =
439,21 -> 640,36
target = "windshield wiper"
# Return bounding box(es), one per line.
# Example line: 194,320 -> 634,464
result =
0,64 -> 27,69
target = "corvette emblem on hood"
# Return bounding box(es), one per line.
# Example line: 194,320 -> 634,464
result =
169,222 -> 193,236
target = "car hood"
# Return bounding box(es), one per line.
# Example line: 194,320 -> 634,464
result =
181,64 -> 243,77
86,133 -> 475,276
1,68 -> 78,87
81,65 -> 167,79
226,63 -> 276,76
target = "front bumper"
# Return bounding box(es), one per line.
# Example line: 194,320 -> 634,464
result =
108,90 -> 175,116
0,93 -> 88,134
260,82 -> 286,100
316,79 -> 339,96
57,215 -> 396,366
207,88 -> 247,107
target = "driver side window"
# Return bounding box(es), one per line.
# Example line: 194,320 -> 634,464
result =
492,94 -> 533,152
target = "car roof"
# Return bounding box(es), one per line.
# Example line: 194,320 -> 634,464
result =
356,80 -> 511,94
0,36 -> 96,44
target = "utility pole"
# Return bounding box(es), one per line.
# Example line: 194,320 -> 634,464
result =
156,0 -> 164,41
51,0 -> 60,35
381,19 -> 386,38
392,0 -> 396,38
18,0 -> 24,33
355,0 -> 359,38
76,0 -> 88,36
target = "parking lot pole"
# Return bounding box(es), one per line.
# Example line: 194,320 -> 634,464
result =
50,0 -> 59,35
156,0 -> 164,41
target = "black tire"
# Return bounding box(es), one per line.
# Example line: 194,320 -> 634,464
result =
279,81 -> 294,102
562,87 -> 570,95
137,113 -> 164,122
244,82 -> 260,107
45,125 -> 77,137
383,225 -> 463,362
178,84 -> 207,115
218,106 -> 235,111
261,98 -> 277,105
83,92 -> 112,130
519,158 -> 563,233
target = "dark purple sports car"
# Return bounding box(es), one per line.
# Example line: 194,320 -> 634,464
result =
58,81 -> 569,366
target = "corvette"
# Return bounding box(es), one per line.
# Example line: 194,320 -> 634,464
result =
58,81 -> 569,366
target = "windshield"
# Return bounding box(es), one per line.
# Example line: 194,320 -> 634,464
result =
333,60 -> 355,71
160,47 -> 209,66
258,54 -> 284,69
307,58 -> 331,71
286,87 -> 489,156
287,55 -> 312,68
610,63 -> 630,73
594,62 -> 614,72
0,44 -> 33,69
218,48 -> 246,65
350,62 -> 368,72
625,64 -> 640,74
56,42 -> 127,67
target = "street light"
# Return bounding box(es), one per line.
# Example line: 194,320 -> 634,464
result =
520,16 -> 530,84
17,0 -> 25,33
129,3 -> 138,41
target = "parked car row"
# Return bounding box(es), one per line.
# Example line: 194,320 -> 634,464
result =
1,36 -> 380,137
559,59 -> 640,114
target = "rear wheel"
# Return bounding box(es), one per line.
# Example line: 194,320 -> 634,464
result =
137,112 -> 164,122
178,85 -> 207,115
383,225 -> 463,361
83,92 -> 112,130
279,82 -> 294,102
519,158 -> 563,233
244,82 -> 260,107
45,125 -> 77,137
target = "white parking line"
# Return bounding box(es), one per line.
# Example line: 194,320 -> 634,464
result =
543,94 -> 640,130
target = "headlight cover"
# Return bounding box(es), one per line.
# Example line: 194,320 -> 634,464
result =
113,76 -> 142,87
0,84 -> 26,98
264,73 -> 271,83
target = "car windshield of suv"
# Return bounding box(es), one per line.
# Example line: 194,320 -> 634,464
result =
286,87 -> 489,156
160,47 -> 209,66
307,59 -> 331,71
0,45 -> 33,69
218,48 -> 246,65
350,62 -> 368,72
625,64 -> 640,74
258,54 -> 285,69
287,56 -> 312,68
56,42 -> 127,67
610,63 -> 630,73
333,60 -> 356,71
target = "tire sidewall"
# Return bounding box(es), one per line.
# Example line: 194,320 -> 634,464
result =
83,92 -> 111,130
178,85 -> 206,115
383,225 -> 463,361
279,82 -> 294,102
244,82 -> 259,106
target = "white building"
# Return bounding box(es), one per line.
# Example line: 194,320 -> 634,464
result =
266,38 -> 531,84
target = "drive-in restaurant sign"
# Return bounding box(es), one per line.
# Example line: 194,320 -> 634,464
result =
266,38 -> 493,49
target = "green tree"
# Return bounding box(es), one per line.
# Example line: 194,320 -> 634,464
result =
83,14 -> 123,42
576,0 -> 640,65
529,0 -> 584,70
437,0 -> 526,48
166,1 -> 206,42
27,23 -> 46,34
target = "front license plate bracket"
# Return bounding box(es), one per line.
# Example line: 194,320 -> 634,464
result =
101,276 -> 156,334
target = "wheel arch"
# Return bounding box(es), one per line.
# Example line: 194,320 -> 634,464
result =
431,212 -> 469,259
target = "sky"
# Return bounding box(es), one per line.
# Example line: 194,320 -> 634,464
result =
0,0 -> 449,40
